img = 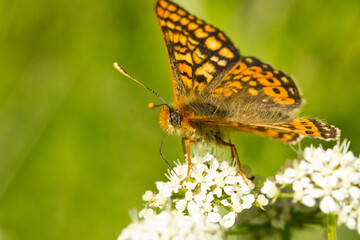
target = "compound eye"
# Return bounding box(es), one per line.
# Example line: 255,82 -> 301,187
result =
169,111 -> 179,126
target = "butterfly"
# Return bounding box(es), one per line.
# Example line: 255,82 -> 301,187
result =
115,0 -> 340,179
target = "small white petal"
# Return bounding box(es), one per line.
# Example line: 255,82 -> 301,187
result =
187,201 -> 200,214
230,194 -> 240,203
220,161 -> 230,171
194,171 -> 204,182
224,186 -> 234,195
241,194 -> 255,209
338,210 -> 348,224
261,180 -> 278,198
293,180 -> 304,191
300,177 -> 311,187
185,190 -> 193,201
232,201 -> 243,212
327,175 -> 339,188
203,152 -> 214,162
257,194 -> 269,206
228,167 -> 237,176
196,163 -> 207,174
239,183 -> 252,194
194,192 -> 206,204
175,199 -> 187,212
309,188 -> 324,199
312,172 -> 325,187
207,212 -> 221,223
213,187 -> 222,198
302,195 -> 316,207
224,176 -> 237,185
320,196 -> 340,214
220,199 -> 231,207
201,182 -> 211,192
346,217 -> 357,230
155,196 -> 167,206
284,168 -> 296,179
142,208 -> 155,219
204,170 -> 217,182
206,193 -> 214,203
350,186 -> 360,199
142,191 -> 154,201
349,173 -> 360,185
183,181 -> 197,191
222,212 -> 236,228
332,188 -> 347,201
214,173 -> 225,188
169,175 -> 181,186
138,209 -> 146,218
203,201 -> 213,212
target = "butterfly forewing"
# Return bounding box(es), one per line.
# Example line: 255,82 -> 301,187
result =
155,0 -> 240,103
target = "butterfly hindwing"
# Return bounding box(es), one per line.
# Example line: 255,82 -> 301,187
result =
274,119 -> 340,140
187,117 -> 339,144
209,56 -> 302,111
155,0 -> 240,102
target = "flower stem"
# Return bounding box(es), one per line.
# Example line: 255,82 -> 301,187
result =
327,213 -> 336,240
278,193 -> 293,198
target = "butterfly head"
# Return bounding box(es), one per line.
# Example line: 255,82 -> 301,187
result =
159,105 -> 182,134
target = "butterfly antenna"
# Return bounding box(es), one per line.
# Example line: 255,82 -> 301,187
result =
113,62 -> 170,107
160,132 -> 179,178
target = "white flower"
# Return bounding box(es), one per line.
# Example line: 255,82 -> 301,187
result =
261,179 -> 278,198
142,191 -> 153,201
319,196 -> 340,214
241,194 -> 255,209
175,199 -> 187,212
208,212 -> 221,223
301,195 -> 316,207
232,201 -> 243,212
118,210 -> 223,240
139,153 -> 259,228
222,212 -> 236,228
263,140 -> 360,234
257,194 -> 269,206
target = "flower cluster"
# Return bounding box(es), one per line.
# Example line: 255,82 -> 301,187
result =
118,210 -> 223,240
261,140 -> 360,234
235,198 -> 324,239
140,153 -> 266,228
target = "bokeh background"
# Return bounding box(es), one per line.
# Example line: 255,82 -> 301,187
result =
1,0 -> 359,239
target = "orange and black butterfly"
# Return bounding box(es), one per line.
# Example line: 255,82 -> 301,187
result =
115,0 -> 340,178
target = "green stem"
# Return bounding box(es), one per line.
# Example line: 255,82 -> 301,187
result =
278,193 -> 293,198
327,213 -> 337,240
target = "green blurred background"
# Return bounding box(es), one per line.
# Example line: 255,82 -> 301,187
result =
0,0 -> 359,239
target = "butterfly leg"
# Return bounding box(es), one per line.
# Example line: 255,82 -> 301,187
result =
216,137 -> 247,185
229,139 -> 235,159
181,137 -> 187,159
